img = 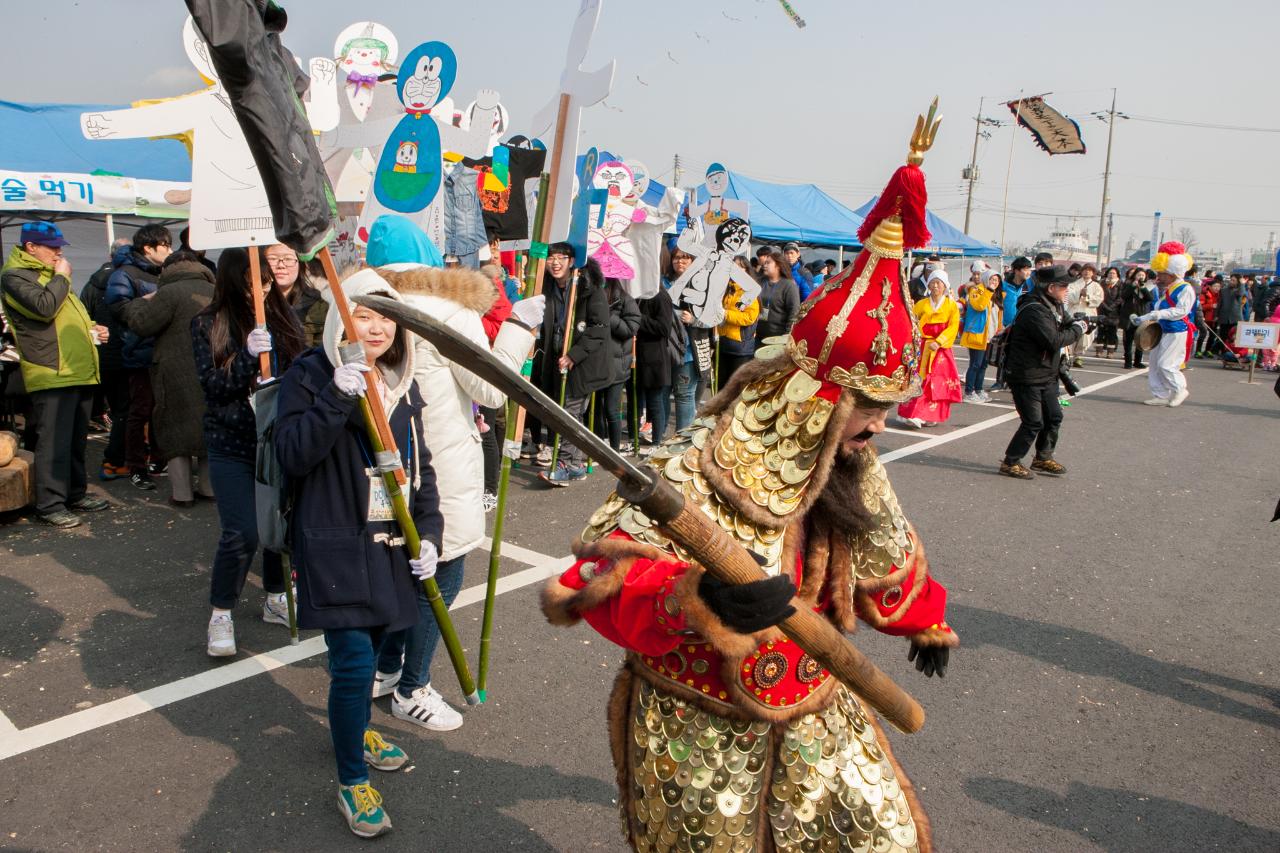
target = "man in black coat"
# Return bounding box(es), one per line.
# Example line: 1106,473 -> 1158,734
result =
999,265 -> 1086,479
536,246 -> 611,483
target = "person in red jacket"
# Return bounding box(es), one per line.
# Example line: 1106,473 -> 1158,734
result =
540,107 -> 955,853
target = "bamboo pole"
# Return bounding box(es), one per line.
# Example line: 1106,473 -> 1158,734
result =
317,247 -> 479,704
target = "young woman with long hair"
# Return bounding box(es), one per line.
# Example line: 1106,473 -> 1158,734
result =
191,247 -> 305,657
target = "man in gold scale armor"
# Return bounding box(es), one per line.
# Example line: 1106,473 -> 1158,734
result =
541,105 -> 958,852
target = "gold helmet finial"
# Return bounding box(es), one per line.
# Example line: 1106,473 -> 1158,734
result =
907,98 -> 941,166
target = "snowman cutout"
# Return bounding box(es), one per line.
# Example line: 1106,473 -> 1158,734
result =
668,218 -> 758,328
587,160 -> 646,279
335,22 -> 399,120
80,17 -> 275,250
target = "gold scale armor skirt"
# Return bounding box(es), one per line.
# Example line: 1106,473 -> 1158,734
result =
620,677 -> 922,853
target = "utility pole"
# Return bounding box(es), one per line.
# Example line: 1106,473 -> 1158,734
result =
1000,92 -> 1023,253
1106,211 -> 1114,264
1095,89 -> 1117,266
672,153 -> 683,187
963,97 -> 983,234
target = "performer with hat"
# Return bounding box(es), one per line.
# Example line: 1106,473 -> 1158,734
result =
541,103 -> 956,852
1133,241 -> 1197,407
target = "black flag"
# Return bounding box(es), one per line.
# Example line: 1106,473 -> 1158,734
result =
185,0 -> 336,256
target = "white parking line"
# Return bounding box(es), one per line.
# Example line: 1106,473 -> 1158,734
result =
0,369 -> 1143,761
0,544 -> 571,762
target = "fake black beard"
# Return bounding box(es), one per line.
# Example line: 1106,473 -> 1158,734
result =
811,444 -> 877,536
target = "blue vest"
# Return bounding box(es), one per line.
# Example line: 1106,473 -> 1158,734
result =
1158,282 -> 1196,334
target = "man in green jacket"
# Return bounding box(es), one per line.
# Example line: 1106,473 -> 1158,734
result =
0,221 -> 111,527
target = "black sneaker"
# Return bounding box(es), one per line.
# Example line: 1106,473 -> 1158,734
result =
67,496 -> 110,512
130,473 -> 157,491
37,510 -> 82,528
148,461 -> 166,477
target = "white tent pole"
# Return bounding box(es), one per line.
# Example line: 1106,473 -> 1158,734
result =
105,214 -> 116,251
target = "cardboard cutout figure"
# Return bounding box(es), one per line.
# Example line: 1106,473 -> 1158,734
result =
80,17 -> 275,250
334,21 -> 399,121
687,162 -> 750,248
623,160 -> 685,298
530,0 -> 616,243
668,217 -> 757,328
567,147 -> 608,268
587,160 -> 645,279
320,39 -> 498,244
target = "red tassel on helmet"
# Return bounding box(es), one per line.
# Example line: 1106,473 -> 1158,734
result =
857,164 -> 931,250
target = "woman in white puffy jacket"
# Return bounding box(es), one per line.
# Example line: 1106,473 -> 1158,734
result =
362,214 -> 538,731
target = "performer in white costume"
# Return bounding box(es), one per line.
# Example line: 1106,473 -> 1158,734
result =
1133,241 -> 1197,408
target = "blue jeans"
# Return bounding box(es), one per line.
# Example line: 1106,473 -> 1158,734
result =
673,360 -> 706,432
207,450 -> 283,609
377,554 -> 467,698
324,626 -> 388,785
964,347 -> 988,394
643,386 -> 671,446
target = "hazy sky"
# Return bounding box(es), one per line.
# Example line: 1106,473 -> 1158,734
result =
5,0 -> 1278,261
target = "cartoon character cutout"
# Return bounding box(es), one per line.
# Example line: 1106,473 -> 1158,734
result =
668,218 -> 758,328
587,160 -> 646,279
394,141 -> 419,173
335,21 -> 399,121
567,148 -> 608,268
320,39 -> 498,244
80,17 -> 275,250
686,162 -> 750,248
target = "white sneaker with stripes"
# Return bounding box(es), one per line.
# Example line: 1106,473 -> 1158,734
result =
391,684 -> 463,731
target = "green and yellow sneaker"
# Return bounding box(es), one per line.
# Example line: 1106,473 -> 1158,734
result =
363,729 -> 409,772
337,782 -> 391,838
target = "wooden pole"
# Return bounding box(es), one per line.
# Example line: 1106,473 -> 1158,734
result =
248,245 -> 271,379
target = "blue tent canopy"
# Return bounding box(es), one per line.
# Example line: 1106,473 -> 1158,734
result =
677,172 -> 865,248
853,196 -> 1002,257
0,101 -> 191,181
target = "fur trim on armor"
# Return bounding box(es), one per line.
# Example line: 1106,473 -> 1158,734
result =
377,265 -> 498,315
608,665 -> 637,840
907,624 -> 960,649
540,536 -> 677,626
866,713 -> 934,853
701,352 -> 794,417
574,534 -> 671,565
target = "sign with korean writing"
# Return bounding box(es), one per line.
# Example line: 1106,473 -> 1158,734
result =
0,170 -> 189,219
1234,322 -> 1280,350
1007,97 -> 1087,155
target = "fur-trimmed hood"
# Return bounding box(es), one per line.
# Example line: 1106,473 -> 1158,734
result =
377,264 -> 498,316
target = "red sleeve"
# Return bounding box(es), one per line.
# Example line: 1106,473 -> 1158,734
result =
481,287 -> 513,344
556,540 -> 692,658
853,541 -> 958,648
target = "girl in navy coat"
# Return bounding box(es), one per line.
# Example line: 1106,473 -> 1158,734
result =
274,268 -> 443,839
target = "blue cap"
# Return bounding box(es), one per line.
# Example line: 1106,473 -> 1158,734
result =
20,221 -> 69,248
706,162 -> 726,176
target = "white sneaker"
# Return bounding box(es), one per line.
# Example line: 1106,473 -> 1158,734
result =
371,669 -> 401,699
1168,389 -> 1189,407
535,445 -> 553,468
392,684 -> 463,731
481,491 -> 498,513
1142,397 -> 1169,406
962,392 -> 978,403
207,613 -> 236,657
262,592 -> 290,626
898,417 -> 925,429
978,391 -> 992,402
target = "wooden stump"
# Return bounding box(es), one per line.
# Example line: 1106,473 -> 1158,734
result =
0,448 -> 34,512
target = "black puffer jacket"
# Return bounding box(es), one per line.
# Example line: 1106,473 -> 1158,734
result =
604,279 -> 641,384
537,259 -> 612,399
1003,285 -> 1083,386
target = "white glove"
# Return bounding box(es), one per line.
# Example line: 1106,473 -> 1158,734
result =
1132,312 -> 1150,326
246,328 -> 273,356
332,361 -> 370,397
509,294 -> 546,328
410,540 -> 439,580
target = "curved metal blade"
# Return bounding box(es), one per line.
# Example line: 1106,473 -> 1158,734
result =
352,293 -> 653,487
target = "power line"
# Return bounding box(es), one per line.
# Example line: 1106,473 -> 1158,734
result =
1121,114 -> 1280,133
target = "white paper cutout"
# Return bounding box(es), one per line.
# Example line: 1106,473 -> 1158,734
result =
80,17 -> 276,250
686,162 -> 750,248
667,217 -> 758,328
625,177 -> 684,299
587,160 -> 645,279
530,0 -> 617,243
334,22 -> 399,121
319,39 -> 498,245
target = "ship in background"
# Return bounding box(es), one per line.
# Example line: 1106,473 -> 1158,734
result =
1028,218 -> 1097,265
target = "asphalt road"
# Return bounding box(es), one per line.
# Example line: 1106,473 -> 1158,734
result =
1,355 -> 1277,852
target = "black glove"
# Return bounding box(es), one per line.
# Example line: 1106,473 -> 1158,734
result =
697,573 -> 796,634
907,642 -> 949,678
